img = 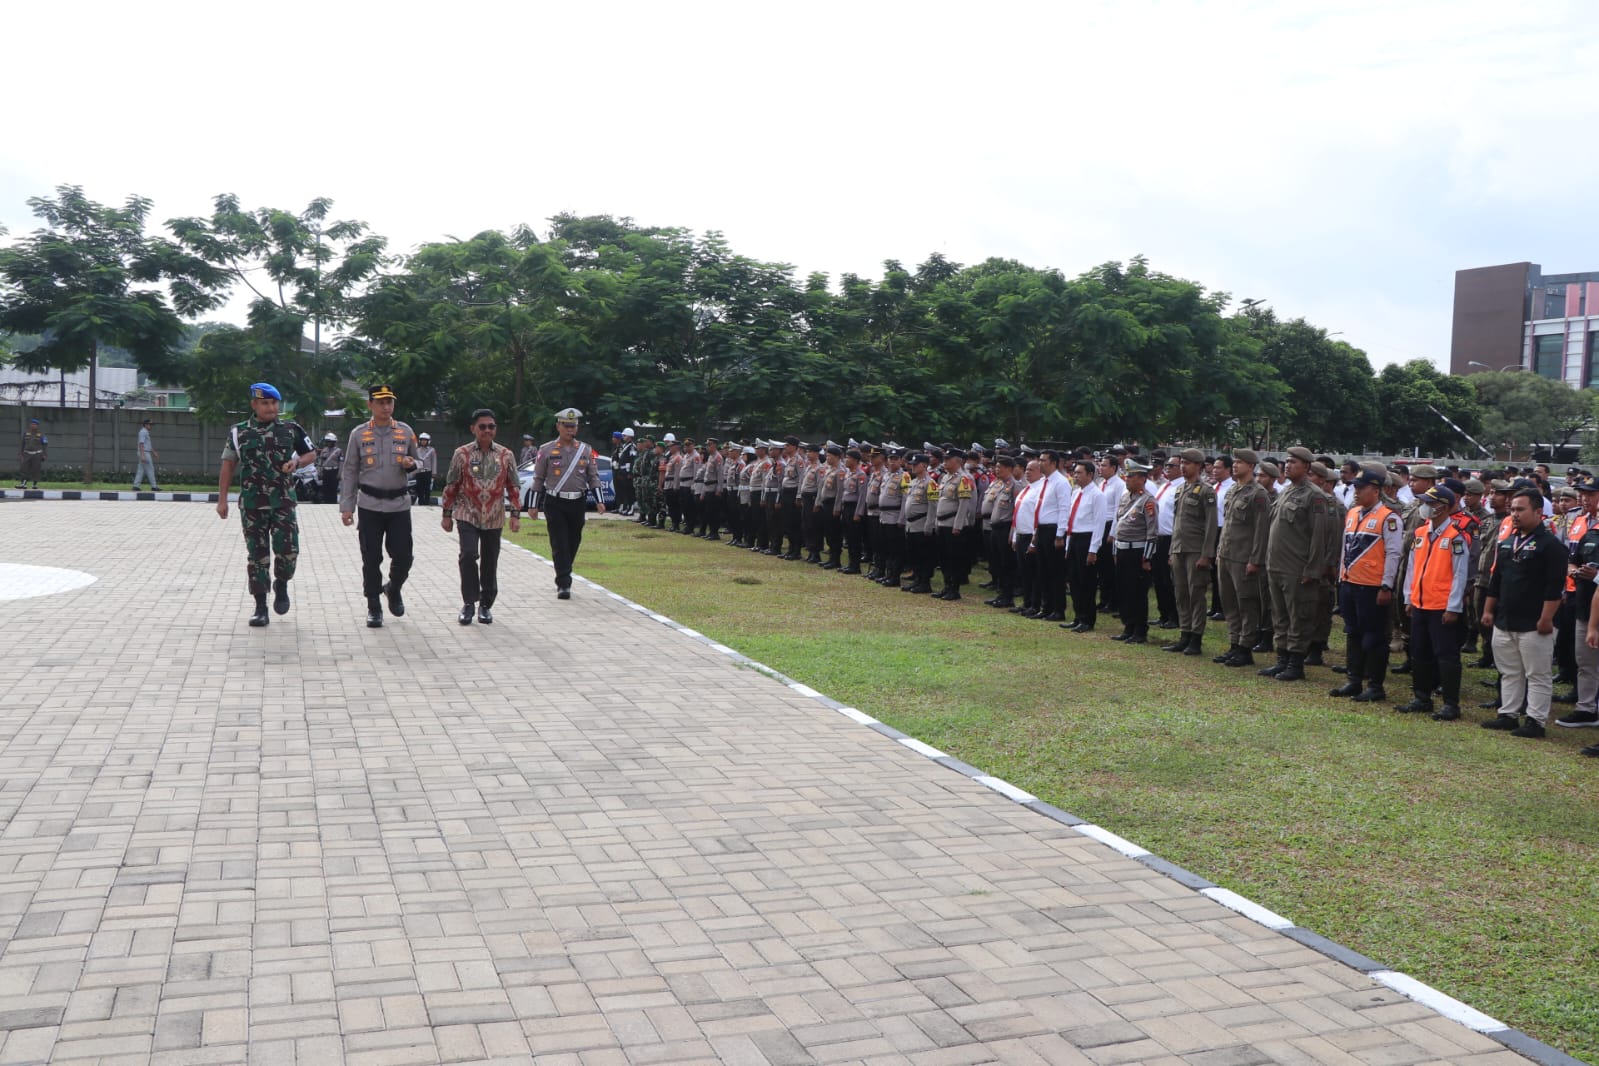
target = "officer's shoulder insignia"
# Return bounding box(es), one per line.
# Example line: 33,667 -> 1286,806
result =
1144,500 -> 1157,517
1311,496 -> 1327,511
1253,494 -> 1266,510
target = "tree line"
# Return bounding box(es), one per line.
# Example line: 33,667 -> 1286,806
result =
3,185 -> 1593,480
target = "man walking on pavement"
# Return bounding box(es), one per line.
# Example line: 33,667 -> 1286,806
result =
339,384 -> 421,628
216,383 -> 315,627
441,409 -> 522,625
528,407 -> 606,600
133,418 -> 160,491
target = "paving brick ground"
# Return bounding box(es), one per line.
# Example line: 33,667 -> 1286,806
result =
0,503 -> 1537,1065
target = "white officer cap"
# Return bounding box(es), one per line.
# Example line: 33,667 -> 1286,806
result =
621,427 -> 634,437
663,432 -> 677,442
555,407 -> 582,422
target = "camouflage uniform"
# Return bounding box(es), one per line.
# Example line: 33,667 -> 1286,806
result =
633,447 -> 660,525
222,416 -> 313,595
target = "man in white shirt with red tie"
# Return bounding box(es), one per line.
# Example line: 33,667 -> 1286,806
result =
1009,459 -> 1043,615
1096,453 -> 1125,614
1030,451 -> 1073,621
1063,459 -> 1106,632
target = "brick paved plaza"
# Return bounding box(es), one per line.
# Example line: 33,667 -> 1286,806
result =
0,503 -> 1542,1064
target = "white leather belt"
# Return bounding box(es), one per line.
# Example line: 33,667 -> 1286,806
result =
1115,540 -> 1150,550
553,490 -> 586,500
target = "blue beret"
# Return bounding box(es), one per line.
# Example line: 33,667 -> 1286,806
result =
250,383 -> 281,401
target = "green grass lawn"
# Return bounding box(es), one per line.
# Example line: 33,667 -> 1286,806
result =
511,519 -> 1599,1060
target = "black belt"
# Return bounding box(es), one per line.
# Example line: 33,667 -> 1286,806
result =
359,484 -> 409,500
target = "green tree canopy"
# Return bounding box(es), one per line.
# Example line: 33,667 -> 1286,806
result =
1473,370 -> 1592,457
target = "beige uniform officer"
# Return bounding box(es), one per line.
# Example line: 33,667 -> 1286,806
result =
1163,448 -> 1219,656
528,407 -> 605,600
1216,448 -> 1271,667
1111,460 -> 1159,643
1259,446 -> 1336,681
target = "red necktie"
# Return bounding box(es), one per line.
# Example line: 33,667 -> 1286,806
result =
1066,492 -> 1082,534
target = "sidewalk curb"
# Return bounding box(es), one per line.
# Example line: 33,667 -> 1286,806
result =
506,535 -> 1585,1066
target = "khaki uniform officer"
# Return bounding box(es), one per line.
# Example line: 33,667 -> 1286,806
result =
1307,461 -> 1347,665
1163,448 -> 1218,656
339,384 -> 421,628
1259,446 -> 1336,681
528,407 -> 605,600
1110,461 -> 1158,644
1215,448 -> 1270,667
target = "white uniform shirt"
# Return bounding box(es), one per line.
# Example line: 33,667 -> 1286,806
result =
1012,479 -> 1040,539
1036,470 -> 1072,528
1154,477 -> 1179,537
1334,480 -> 1356,508
1099,475 -> 1125,528
1064,480 -> 1106,553
1215,476 -> 1234,528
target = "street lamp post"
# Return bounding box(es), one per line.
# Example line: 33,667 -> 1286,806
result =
1467,360 -> 1526,372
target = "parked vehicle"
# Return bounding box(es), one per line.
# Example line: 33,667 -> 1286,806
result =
518,454 -> 614,511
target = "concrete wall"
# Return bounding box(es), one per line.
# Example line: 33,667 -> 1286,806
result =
3,405 -> 598,481
1451,262 -> 1532,376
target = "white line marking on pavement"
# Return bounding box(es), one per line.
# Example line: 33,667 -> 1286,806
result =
975,776 -> 1037,803
1371,971 -> 1507,1033
1075,824 -> 1153,859
1201,887 -> 1293,929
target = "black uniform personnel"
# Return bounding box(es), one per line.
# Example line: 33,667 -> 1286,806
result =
529,407 -> 606,600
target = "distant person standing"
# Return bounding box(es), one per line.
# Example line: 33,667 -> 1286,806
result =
17,418 -> 46,488
1482,486 -> 1569,738
132,418 -> 160,491
528,407 -> 605,600
339,384 -> 420,628
316,433 -> 343,503
441,409 -> 522,625
215,383 -> 315,626
519,434 -> 537,466
414,432 -> 437,505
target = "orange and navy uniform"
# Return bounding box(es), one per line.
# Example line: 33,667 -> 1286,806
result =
1405,519 -> 1470,613
1341,503 -> 1402,589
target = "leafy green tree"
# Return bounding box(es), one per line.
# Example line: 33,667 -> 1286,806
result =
0,185 -> 225,477
1372,359 -> 1484,457
1474,370 -> 1592,459
1231,301 -> 1377,451
169,196 -> 385,422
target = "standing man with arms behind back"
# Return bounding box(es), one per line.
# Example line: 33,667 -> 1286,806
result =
216,383 -> 315,627
441,409 -> 521,625
1164,448 -> 1218,656
339,384 -> 420,628
528,407 -> 605,600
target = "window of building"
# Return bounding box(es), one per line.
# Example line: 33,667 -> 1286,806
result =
1543,286 -> 1568,319
1589,332 -> 1599,389
1536,334 -> 1564,379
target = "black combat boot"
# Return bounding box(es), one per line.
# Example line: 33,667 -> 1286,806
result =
1252,629 -> 1274,654
1304,642 -> 1325,667
1183,634 -> 1203,656
366,596 -> 384,628
1259,653 -> 1289,678
383,581 -> 405,617
1225,648 -> 1256,667
1161,633 -> 1192,653
249,593 -> 270,627
1213,644 -> 1241,664
1275,653 -> 1306,681
273,578 -> 290,615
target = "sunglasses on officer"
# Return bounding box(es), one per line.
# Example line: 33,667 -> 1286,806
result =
475,421 -> 497,431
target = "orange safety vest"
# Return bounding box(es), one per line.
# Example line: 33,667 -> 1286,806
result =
1565,512 -> 1593,593
1487,515 -> 1516,574
1341,503 -> 1396,586
1408,521 -> 1466,611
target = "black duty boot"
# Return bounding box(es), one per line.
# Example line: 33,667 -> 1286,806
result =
1330,677 -> 1363,697
1259,654 -> 1289,678
1396,695 -> 1434,714
1437,660 -> 1464,716
1183,635 -> 1203,656
1304,642 -> 1325,667
384,581 -> 405,617
1392,657 -> 1413,675
1275,653 -> 1306,681
1161,633 -> 1192,653
366,597 -> 384,628
1332,647 -> 1365,697
249,593 -> 270,627
1225,648 -> 1255,667
273,578 -> 290,615
1213,644 -> 1240,664
1251,629 -> 1275,654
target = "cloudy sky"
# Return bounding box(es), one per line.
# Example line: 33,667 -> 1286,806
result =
4,0 -> 1596,369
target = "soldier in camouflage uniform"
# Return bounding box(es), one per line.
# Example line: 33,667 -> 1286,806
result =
216,383 -> 315,627
633,437 -> 660,527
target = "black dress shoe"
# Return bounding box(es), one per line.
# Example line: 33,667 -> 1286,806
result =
839,567 -> 861,575
978,582 -> 996,591
1392,660 -> 1413,675
366,598 -> 384,628
1042,612 -> 1065,622
820,561 -> 839,571
1432,705 -> 1461,721
383,582 -> 405,617
1125,634 -> 1147,645
1110,632 -> 1131,641
1074,624 -> 1094,633
458,604 -> 475,625
478,605 -> 493,624
273,579 -> 290,615
557,588 -> 571,600
1352,688 -> 1387,703
1156,619 -> 1178,629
